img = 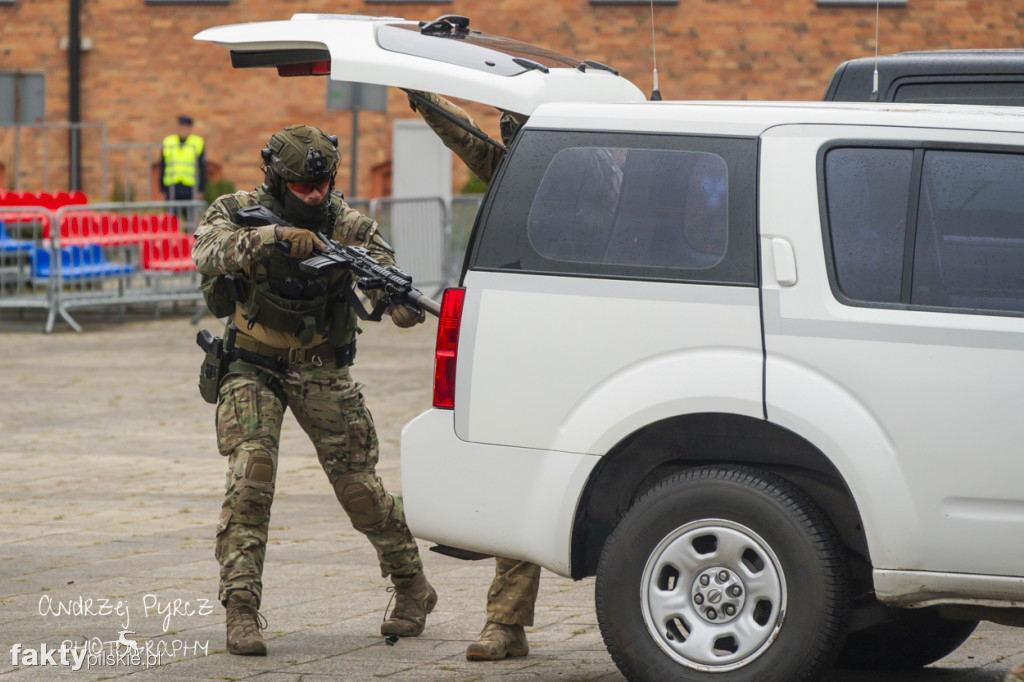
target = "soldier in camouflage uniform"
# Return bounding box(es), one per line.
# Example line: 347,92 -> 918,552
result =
407,91 -> 537,662
191,124 -> 436,656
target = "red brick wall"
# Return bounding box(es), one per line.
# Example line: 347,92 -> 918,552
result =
2,0 -> 1022,200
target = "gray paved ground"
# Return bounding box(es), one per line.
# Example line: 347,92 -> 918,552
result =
1,308 -> 1023,680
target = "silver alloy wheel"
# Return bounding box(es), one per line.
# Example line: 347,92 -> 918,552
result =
639,518 -> 787,672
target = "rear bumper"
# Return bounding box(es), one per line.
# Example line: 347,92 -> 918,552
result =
400,409 -> 601,577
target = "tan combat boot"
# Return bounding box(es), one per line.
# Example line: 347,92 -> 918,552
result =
380,572 -> 437,637
225,590 -> 267,656
1007,660 -> 1024,682
465,621 -> 529,661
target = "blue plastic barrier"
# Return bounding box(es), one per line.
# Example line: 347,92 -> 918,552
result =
0,220 -> 33,252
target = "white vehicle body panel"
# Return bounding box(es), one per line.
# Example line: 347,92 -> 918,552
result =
400,409 -> 597,576
875,570 -> 1024,607
194,14 -> 645,116
760,123 -> 1024,578
454,270 -> 764,453
527,99 -> 1024,135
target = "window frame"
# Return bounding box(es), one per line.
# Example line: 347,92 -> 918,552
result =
818,139 -> 1024,317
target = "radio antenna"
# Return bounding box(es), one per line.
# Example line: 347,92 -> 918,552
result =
870,0 -> 880,101
649,0 -> 662,100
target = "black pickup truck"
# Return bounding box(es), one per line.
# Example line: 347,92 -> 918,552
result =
824,49 -> 1024,105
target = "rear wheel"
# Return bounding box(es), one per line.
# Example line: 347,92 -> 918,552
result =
596,465 -> 849,681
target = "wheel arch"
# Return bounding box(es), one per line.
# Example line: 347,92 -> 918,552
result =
570,411 -> 870,579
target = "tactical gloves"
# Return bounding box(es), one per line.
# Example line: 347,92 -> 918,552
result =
390,302 -> 424,328
275,225 -> 326,259
406,90 -> 436,113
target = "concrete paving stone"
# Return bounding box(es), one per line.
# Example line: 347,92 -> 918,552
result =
285,644 -> 460,677
260,599 -> 386,633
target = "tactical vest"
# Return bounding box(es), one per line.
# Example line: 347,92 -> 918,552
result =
162,134 -> 204,186
201,191 -> 359,347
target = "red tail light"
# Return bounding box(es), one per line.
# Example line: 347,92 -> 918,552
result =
433,287 -> 465,409
277,60 -> 331,77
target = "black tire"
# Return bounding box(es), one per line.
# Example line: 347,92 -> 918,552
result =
595,465 -> 849,682
836,606 -> 978,670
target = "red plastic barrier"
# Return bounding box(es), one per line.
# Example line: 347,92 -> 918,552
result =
58,212 -> 95,246
0,189 -> 88,208
142,234 -> 195,272
55,211 -> 182,247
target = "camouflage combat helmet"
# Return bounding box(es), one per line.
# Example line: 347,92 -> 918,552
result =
261,124 -> 340,201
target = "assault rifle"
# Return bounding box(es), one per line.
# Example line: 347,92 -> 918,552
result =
236,204 -> 440,320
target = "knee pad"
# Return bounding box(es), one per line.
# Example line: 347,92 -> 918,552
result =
232,448 -> 275,484
334,472 -> 383,515
225,450 -> 275,522
245,453 -> 274,483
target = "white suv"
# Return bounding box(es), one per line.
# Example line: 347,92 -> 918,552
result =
198,15 -> 1024,681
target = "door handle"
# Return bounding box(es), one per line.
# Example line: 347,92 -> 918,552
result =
772,237 -> 797,286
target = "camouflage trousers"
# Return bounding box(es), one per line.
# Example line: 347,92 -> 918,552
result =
485,557 -> 541,626
213,358 -> 422,606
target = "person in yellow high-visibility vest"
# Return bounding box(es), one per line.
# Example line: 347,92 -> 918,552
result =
161,115 -> 207,206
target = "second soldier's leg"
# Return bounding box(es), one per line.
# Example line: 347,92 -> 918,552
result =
466,557 -> 541,661
289,367 -> 435,636
214,372 -> 285,655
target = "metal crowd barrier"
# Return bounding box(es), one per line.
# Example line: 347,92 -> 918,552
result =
0,194 -> 486,333
0,207 -> 50,321
366,194 -> 483,296
450,194 -> 484,282
369,196 -> 448,296
0,200 -> 206,332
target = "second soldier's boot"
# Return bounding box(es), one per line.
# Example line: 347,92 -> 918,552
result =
1007,661 -> 1024,682
225,590 -> 267,656
465,621 -> 529,661
381,572 -> 437,637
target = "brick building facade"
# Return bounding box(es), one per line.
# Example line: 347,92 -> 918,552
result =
1,0 -> 1021,201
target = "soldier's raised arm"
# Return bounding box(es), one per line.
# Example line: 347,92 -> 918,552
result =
407,90 -> 510,185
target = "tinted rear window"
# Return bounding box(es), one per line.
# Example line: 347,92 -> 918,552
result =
527,147 -> 728,269
473,129 -> 757,286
